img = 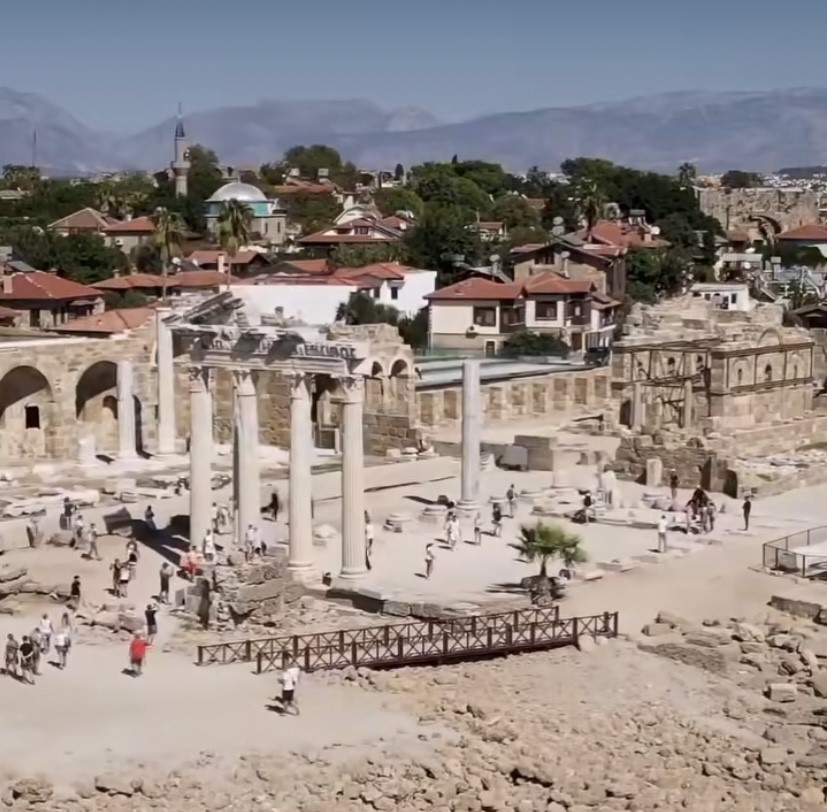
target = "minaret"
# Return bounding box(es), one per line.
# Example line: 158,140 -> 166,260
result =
171,104 -> 190,197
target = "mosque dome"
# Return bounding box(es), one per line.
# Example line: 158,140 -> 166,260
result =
206,182 -> 268,204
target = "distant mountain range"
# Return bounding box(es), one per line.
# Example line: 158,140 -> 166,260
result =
5,86 -> 827,175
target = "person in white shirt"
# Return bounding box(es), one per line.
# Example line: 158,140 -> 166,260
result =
245,524 -> 261,560
203,530 -> 216,563
37,614 -> 53,655
211,502 -> 219,533
446,515 -> 460,550
657,515 -> 669,553
473,512 -> 482,545
53,628 -> 70,669
280,661 -> 301,715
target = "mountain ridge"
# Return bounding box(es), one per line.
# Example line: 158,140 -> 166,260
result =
3,86 -> 827,174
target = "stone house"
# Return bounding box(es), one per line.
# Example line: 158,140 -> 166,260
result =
0,264 -> 105,329
425,273 -> 619,355
48,207 -> 119,237
102,216 -> 155,253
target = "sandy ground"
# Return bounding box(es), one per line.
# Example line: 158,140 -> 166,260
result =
1,452 -> 826,786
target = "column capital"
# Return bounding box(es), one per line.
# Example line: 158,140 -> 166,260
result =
233,368 -> 256,394
339,375 -> 364,403
188,366 -> 209,389
285,370 -> 311,400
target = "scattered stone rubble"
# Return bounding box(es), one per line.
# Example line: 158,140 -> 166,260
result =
7,630 -> 827,810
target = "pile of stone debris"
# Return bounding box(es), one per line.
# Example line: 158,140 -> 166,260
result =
6,619 -> 827,811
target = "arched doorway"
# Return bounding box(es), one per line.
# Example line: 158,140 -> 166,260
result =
0,366 -> 55,459
75,361 -> 119,454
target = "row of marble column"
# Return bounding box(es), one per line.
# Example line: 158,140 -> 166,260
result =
187,365 -> 368,581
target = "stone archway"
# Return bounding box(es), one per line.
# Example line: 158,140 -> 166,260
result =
0,366 -> 56,460
75,361 -> 119,454
365,359 -> 386,410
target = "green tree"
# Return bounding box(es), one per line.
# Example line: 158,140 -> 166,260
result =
721,170 -> 762,189
520,166 -> 554,198
510,521 -> 587,578
1,164 -> 41,191
404,205 -> 482,279
491,196 -> 540,229
394,163 -> 405,181
104,289 -> 149,310
452,160 -> 513,197
283,144 -> 359,188
502,330 -> 569,358
413,168 -> 490,215
335,291 -> 399,325
572,176 -> 605,235
626,247 -> 689,303
151,207 -> 186,299
374,187 -> 424,217
186,144 -> 224,202
216,199 -> 253,258
283,192 -> 340,235
677,162 -> 697,187
397,308 -> 428,350
259,163 -> 285,186
329,244 -> 402,268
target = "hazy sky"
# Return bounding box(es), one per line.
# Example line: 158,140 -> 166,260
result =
7,0 -> 826,131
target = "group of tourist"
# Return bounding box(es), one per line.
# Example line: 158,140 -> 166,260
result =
4,611 -> 73,684
60,498 -> 102,560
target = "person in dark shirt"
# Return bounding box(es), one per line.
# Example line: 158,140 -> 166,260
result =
69,576 -> 81,609
145,604 -> 158,644
742,495 -> 752,531
268,490 -> 280,522
18,636 -> 35,684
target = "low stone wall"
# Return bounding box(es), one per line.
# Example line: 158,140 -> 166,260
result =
416,368 -> 611,430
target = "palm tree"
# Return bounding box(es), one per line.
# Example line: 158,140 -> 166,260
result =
573,177 -> 605,239
677,162 -> 697,188
151,207 -> 186,301
510,521 -> 587,578
216,199 -> 253,265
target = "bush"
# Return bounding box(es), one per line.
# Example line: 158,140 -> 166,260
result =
502,330 -> 569,358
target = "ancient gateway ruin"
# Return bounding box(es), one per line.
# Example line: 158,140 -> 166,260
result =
164,293 -> 412,581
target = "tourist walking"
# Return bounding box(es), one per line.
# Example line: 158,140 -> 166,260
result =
4,634 -> 18,679
53,624 -> 70,669
62,497 -> 74,531
669,470 -> 679,504
69,575 -> 81,610
446,513 -> 460,550
424,543 -> 435,579
657,514 -> 669,553
144,505 -> 156,533
18,636 -> 35,684
268,490 -> 280,522
365,520 -> 374,570
582,492 -> 593,523
218,503 -> 230,534
211,502 -> 220,533
159,562 -> 172,604
245,524 -> 261,560
88,522 -> 101,560
473,512 -> 482,545
280,660 -> 301,715
73,512 -> 86,548
29,629 -> 42,675
37,613 -> 53,655
111,559 -> 123,596
506,484 -> 517,518
492,503 -> 503,538
203,529 -> 216,563
145,604 -> 158,644
742,495 -> 752,531
128,632 -> 148,677
707,501 -> 716,533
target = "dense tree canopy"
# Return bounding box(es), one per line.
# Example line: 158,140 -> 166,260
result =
721,170 -> 763,189
374,187 -> 424,217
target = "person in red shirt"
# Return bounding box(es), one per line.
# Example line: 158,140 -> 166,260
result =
129,633 -> 148,677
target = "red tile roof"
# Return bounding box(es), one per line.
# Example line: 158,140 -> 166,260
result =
0,271 -> 103,302
104,216 -> 155,234
779,224 -> 827,241
237,275 -> 353,287
273,180 -> 336,195
276,259 -> 330,274
298,232 -> 400,245
54,306 -> 155,334
335,262 -> 415,281
94,273 -> 168,290
426,272 -> 593,302
175,270 -> 239,288
576,220 -> 669,249
49,207 -> 117,232
187,250 -> 263,266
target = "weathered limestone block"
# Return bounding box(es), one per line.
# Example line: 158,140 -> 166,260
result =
645,457 -> 663,488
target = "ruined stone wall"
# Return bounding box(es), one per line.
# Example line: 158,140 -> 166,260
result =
416,368 -> 611,429
696,187 -> 818,236
0,327 -> 156,466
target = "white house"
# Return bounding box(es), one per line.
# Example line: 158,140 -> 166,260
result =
690,282 -> 752,312
425,273 -> 619,355
233,262 -> 436,325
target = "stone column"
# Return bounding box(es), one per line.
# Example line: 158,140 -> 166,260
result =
155,308 -> 176,455
117,360 -> 138,460
234,370 -> 260,541
287,372 -> 314,577
631,381 -> 644,430
683,356 -> 695,430
189,367 -> 213,546
458,360 -> 481,511
339,376 -> 367,580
